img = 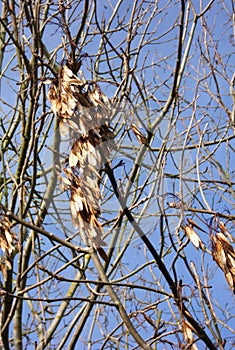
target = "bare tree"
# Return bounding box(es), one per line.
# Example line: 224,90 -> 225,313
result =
0,0 -> 235,349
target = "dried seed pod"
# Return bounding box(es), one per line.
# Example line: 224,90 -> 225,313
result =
131,123 -> 150,147
218,221 -> 235,244
182,320 -> 198,350
184,225 -> 203,249
216,232 -> 235,259
211,234 -> 227,270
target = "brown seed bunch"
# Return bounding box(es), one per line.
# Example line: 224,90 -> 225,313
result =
47,62 -> 114,258
211,231 -> 235,293
0,211 -> 16,256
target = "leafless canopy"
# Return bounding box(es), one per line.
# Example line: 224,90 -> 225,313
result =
0,1 -> 235,349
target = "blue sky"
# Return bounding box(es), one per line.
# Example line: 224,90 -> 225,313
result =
1,0 -> 235,348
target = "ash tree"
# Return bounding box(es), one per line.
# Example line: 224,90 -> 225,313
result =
0,1 -> 235,349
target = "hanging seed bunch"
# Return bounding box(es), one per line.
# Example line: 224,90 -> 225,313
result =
0,210 -> 16,257
0,210 -> 17,280
47,61 -> 114,258
211,229 -> 235,294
